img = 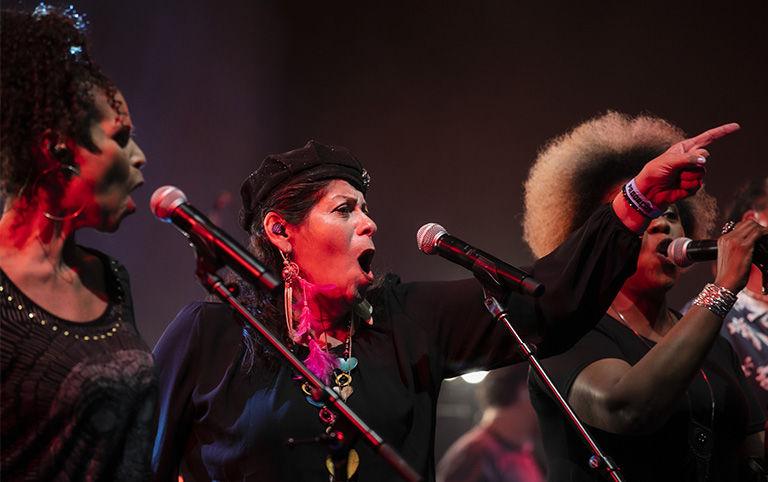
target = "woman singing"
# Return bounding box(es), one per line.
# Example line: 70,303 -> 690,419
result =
152,130 -> 734,481
523,111 -> 767,481
1,5 -> 154,481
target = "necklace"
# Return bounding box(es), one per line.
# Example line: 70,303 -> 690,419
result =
294,316 -> 360,480
0,258 -> 125,341
610,305 -> 715,481
298,318 -> 358,419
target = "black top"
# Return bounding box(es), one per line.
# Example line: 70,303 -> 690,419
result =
1,250 -> 157,481
530,313 -> 765,482
151,204 -> 641,482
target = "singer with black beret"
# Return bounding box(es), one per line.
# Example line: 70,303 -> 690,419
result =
523,111 -> 768,481
0,5 -> 155,481
152,132 -> 730,482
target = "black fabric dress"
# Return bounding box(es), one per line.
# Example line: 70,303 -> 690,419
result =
1,249 -> 157,482
530,313 -> 765,482
151,204 -> 641,482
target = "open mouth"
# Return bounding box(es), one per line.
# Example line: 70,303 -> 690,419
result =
358,249 -> 375,274
656,238 -> 673,257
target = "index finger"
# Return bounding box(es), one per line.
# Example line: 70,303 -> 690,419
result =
680,123 -> 740,152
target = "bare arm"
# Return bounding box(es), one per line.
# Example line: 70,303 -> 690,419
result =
568,220 -> 768,434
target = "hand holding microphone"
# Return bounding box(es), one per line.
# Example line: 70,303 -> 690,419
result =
667,228 -> 768,267
667,220 -> 768,293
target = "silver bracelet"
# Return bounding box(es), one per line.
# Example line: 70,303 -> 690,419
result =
693,283 -> 738,318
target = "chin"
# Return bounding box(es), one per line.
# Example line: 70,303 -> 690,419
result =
98,210 -> 130,233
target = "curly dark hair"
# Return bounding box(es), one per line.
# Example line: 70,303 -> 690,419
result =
1,5 -> 119,200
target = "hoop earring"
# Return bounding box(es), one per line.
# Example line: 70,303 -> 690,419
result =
281,249 -> 300,339
32,163 -> 86,221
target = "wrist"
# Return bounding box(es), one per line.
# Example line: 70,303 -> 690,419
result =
622,178 -> 665,219
612,191 -> 650,235
693,283 -> 738,318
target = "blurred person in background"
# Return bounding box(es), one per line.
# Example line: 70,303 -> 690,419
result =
437,365 -> 545,482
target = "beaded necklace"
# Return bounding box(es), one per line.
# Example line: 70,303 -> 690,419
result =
280,253 -> 366,479
292,315 -> 360,480
610,305 -> 714,481
0,258 -> 125,340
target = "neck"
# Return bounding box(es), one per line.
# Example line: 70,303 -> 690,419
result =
289,284 -> 353,349
0,203 -> 78,274
611,289 -> 672,340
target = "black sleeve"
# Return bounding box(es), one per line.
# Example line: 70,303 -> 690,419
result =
383,203 -> 640,378
524,203 -> 640,357
151,302 -> 230,482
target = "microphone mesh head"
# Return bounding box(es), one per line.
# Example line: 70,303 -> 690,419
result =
416,223 -> 446,254
150,185 -> 187,220
667,237 -> 693,267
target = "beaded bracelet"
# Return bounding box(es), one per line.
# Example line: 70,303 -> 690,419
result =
693,283 -> 738,318
622,178 -> 665,219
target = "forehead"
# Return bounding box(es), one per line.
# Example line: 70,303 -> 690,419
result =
320,179 -> 366,202
92,89 -> 130,126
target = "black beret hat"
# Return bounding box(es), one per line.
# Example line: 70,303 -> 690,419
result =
239,140 -> 370,231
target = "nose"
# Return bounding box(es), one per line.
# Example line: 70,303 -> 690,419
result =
359,212 -> 377,237
647,215 -> 672,235
131,140 -> 147,170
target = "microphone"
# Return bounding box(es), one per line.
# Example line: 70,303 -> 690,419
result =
416,223 -> 544,297
150,185 -> 281,292
667,236 -> 768,267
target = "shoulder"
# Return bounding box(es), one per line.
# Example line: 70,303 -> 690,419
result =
167,301 -> 238,333
535,316 -> 628,387
368,274 -> 487,333
155,301 -> 240,353
370,274 -> 483,311
78,246 -> 132,294
79,246 -> 125,274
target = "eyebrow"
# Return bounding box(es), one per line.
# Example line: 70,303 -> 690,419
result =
330,193 -> 367,208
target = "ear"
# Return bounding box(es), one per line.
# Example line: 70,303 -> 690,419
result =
39,130 -> 74,166
264,212 -> 292,254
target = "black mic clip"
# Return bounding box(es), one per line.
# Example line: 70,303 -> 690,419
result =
474,255 -> 521,297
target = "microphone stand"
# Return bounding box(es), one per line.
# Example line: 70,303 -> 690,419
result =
472,263 -> 626,482
191,252 -> 423,482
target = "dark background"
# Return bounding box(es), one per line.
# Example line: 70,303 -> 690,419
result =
9,0 -> 767,462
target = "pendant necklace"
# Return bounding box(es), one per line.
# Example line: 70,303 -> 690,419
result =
294,314 -> 360,480
610,305 -> 714,482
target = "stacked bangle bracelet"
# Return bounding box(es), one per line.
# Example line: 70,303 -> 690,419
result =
622,178 -> 665,219
693,283 -> 738,318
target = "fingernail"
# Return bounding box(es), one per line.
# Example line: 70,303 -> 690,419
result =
696,157 -> 707,165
